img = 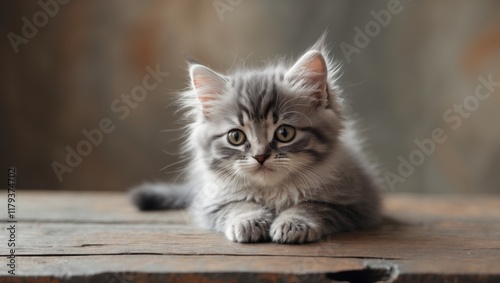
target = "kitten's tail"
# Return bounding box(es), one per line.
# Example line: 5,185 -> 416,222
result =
129,182 -> 193,211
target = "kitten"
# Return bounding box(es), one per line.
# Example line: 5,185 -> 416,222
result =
130,35 -> 381,244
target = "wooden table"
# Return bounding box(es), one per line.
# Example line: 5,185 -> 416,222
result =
1,191 -> 499,282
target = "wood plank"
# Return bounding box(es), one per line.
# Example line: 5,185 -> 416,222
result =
2,255 -> 500,282
5,191 -> 500,223
384,193 -> 500,222
2,255 -> 364,276
3,221 -> 499,261
1,191 -> 499,282
9,191 -> 191,224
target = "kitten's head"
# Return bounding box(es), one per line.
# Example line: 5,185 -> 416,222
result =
185,37 -> 344,188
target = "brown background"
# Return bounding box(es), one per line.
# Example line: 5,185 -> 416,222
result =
1,0 -> 499,193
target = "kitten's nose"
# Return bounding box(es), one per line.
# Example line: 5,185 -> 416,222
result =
253,154 -> 270,165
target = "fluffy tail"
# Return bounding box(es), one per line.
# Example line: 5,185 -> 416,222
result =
129,182 -> 193,211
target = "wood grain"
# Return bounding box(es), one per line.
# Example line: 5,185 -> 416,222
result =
0,191 -> 499,282
4,222 -> 500,260
8,191 -> 500,223
11,191 -> 191,224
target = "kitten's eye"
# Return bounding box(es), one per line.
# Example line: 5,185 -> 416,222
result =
227,129 -> 246,146
275,125 -> 296,143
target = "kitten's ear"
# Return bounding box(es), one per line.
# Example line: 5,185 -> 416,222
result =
189,64 -> 227,117
285,50 -> 328,106
310,31 -> 327,53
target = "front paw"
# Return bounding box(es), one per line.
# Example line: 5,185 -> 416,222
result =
270,215 -> 322,244
225,211 -> 273,243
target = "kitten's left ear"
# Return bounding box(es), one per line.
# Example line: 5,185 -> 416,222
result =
285,50 -> 328,106
189,64 -> 227,118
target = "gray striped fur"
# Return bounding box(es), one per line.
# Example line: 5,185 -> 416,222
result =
130,35 -> 381,244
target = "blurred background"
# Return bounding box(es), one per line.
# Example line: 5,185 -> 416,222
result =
1,0 -> 499,193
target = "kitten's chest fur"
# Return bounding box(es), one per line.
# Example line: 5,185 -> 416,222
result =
243,183 -> 309,213
195,179 -> 305,212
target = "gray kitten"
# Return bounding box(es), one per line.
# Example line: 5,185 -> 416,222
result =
130,36 -> 381,244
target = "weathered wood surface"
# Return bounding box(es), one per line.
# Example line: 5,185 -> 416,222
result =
13,191 -> 500,222
1,192 -> 499,282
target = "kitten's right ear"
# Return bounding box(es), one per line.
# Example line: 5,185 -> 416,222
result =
285,50 -> 329,107
189,64 -> 227,117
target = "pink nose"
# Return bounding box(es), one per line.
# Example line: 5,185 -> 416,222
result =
253,154 -> 270,165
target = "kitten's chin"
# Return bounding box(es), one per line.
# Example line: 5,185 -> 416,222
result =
248,166 -> 284,186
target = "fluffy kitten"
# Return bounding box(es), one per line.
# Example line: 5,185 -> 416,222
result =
130,35 -> 381,244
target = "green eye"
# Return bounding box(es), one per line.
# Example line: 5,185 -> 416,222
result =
227,129 -> 246,146
275,125 -> 296,143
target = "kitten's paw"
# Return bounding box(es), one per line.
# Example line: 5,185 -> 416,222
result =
225,211 -> 273,243
270,215 -> 322,244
